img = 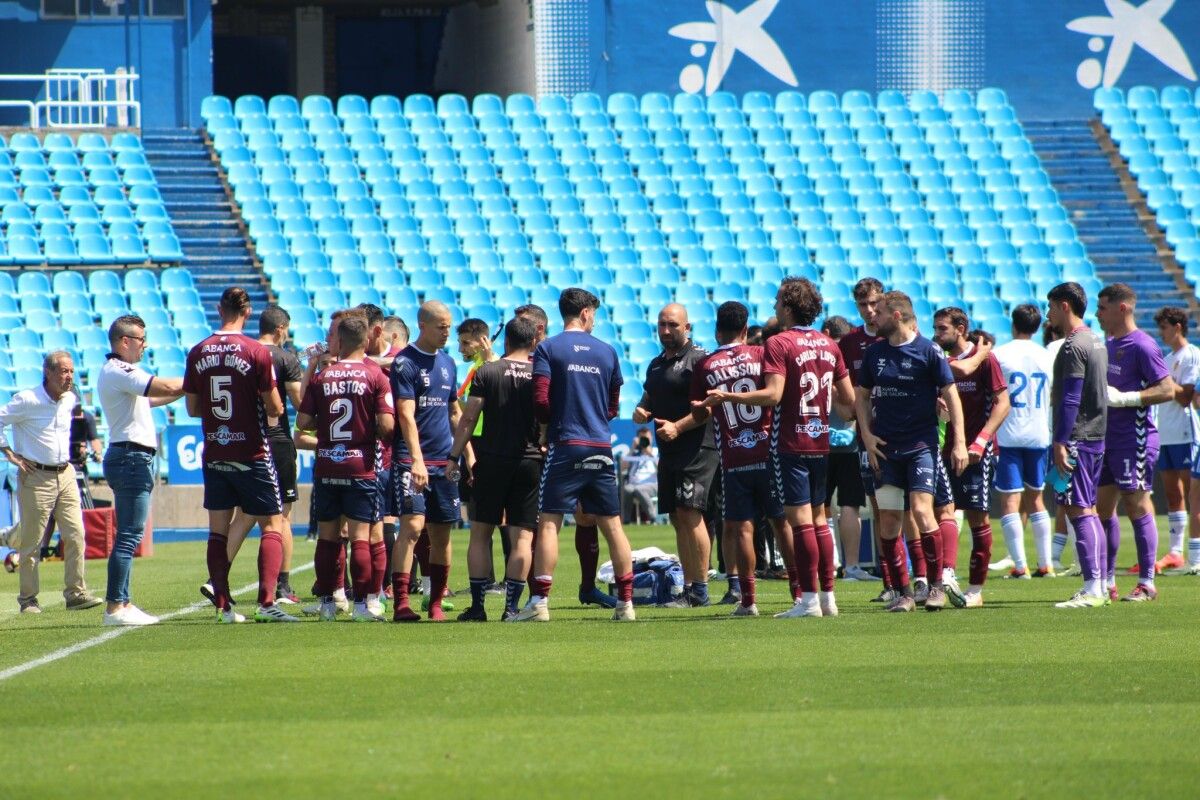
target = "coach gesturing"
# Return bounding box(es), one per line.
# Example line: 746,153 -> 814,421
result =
634,303 -> 718,607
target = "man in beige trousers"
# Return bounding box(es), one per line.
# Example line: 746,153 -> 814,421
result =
0,351 -> 101,614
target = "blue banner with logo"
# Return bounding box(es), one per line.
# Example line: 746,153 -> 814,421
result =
166,425 -> 314,485
553,0 -> 1200,117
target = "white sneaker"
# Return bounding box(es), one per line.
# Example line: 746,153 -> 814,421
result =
611,600 -> 636,621
366,593 -> 385,617
254,604 -> 300,623
103,605 -> 159,627
843,565 -> 880,582
1054,590 -> 1105,609
988,556 -> 1015,572
218,609 -> 247,624
1165,563 -> 1200,576
510,598 -> 550,622
963,591 -> 984,608
943,572 -> 966,608
332,588 -> 351,614
913,578 -> 929,605
352,602 -> 385,622
775,597 -> 822,618
818,591 -> 838,617
731,603 -> 759,617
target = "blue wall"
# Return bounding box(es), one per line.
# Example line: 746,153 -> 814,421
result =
0,0 -> 210,128
559,0 -> 1200,117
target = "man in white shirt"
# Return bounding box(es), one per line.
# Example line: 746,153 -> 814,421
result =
97,315 -> 184,626
623,430 -> 659,524
991,305 -> 1056,577
0,351 -> 101,614
1153,307 -> 1200,574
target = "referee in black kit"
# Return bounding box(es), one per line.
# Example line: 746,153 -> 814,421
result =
634,303 -> 720,607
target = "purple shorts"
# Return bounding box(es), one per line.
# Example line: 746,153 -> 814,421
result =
1055,440 -> 1104,509
1099,445 -> 1158,492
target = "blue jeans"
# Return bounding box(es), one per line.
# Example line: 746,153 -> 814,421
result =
103,448 -> 154,604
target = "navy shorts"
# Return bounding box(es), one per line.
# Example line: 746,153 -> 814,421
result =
722,464 -> 784,522
994,446 -> 1049,492
203,459 -> 282,517
376,464 -> 394,517
774,452 -> 828,508
1100,445 -> 1158,492
949,450 -> 994,512
878,446 -> 937,496
934,452 -> 954,509
314,476 -> 381,524
1159,443 -> 1194,473
539,444 -> 621,518
394,464 -> 461,524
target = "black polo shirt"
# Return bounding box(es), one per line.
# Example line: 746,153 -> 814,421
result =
639,341 -> 714,465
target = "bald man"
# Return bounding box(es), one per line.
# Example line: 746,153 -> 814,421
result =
635,303 -> 721,606
388,301 -> 464,622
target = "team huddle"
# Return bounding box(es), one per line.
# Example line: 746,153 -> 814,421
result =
182,272 -> 1192,623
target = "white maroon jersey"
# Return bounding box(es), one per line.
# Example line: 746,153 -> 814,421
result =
993,338 -> 1054,449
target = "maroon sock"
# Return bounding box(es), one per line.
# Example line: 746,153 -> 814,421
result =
786,565 -> 800,600
880,536 -> 910,591
815,524 -> 836,592
531,575 -> 553,598
391,571 -> 411,608
335,541 -> 346,591
428,562 -> 450,611
575,524 -> 599,588
906,536 -> 927,579
369,541 -> 387,595
350,540 -> 373,602
314,539 -> 341,596
614,571 -> 633,602
256,531 -> 283,606
792,524 -> 818,593
969,525 -> 993,586
206,533 -> 231,610
414,530 -> 431,576
920,530 -> 942,587
940,518 -> 960,574
738,574 -> 756,607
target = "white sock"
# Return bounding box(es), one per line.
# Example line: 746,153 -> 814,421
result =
421,576 -> 432,595
1030,511 -> 1052,568
1188,539 -> 1200,567
1168,511 -> 1187,555
1083,578 -> 1102,596
1051,532 -> 1069,564
332,587 -> 347,601
1000,513 -> 1027,571
801,591 -> 818,605
967,584 -> 983,594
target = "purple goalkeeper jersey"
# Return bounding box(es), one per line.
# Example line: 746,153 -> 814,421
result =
1105,329 -> 1170,449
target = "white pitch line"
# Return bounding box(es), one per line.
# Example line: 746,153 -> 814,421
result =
0,561 -> 315,684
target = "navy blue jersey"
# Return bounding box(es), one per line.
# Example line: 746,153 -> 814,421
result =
859,334 -> 954,455
533,330 -> 623,447
390,344 -> 457,466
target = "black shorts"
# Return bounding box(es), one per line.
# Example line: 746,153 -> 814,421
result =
657,447 -> 719,515
269,438 -> 299,505
471,456 -> 541,530
825,450 -> 865,509
203,459 -> 282,517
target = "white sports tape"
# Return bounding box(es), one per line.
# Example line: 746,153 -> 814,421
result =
876,485 -> 906,510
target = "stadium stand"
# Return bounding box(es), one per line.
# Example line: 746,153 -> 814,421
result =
0,132 -> 181,266
1097,85 -> 1200,310
201,89 -> 1100,413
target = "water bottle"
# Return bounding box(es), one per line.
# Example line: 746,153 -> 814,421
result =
301,341 -> 327,360
1050,456 -> 1076,494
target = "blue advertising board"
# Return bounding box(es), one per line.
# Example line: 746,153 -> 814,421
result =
540,0 -> 1200,118
166,425 -> 313,486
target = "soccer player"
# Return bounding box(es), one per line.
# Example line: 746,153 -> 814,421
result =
213,304 -> 304,606
389,301 -> 463,622
855,291 -> 968,613
1152,306 -> 1199,574
183,287 -> 295,623
636,303 -> 719,607
932,308 -> 1010,607
1046,282 -> 1111,609
514,288 -> 636,622
657,301 -> 788,617
991,304 -> 1056,578
446,316 -> 542,622
295,315 -> 394,622
705,280 -> 854,618
1094,284 -> 1175,602
516,303 -> 617,607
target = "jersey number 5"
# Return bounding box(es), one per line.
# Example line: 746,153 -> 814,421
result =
210,375 -> 233,420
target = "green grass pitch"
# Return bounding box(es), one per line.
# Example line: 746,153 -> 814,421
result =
0,519 -> 1196,799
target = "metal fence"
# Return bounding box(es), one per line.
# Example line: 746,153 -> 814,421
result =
0,69 -> 140,129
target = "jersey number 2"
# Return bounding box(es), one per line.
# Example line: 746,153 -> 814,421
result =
329,399 -> 353,441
